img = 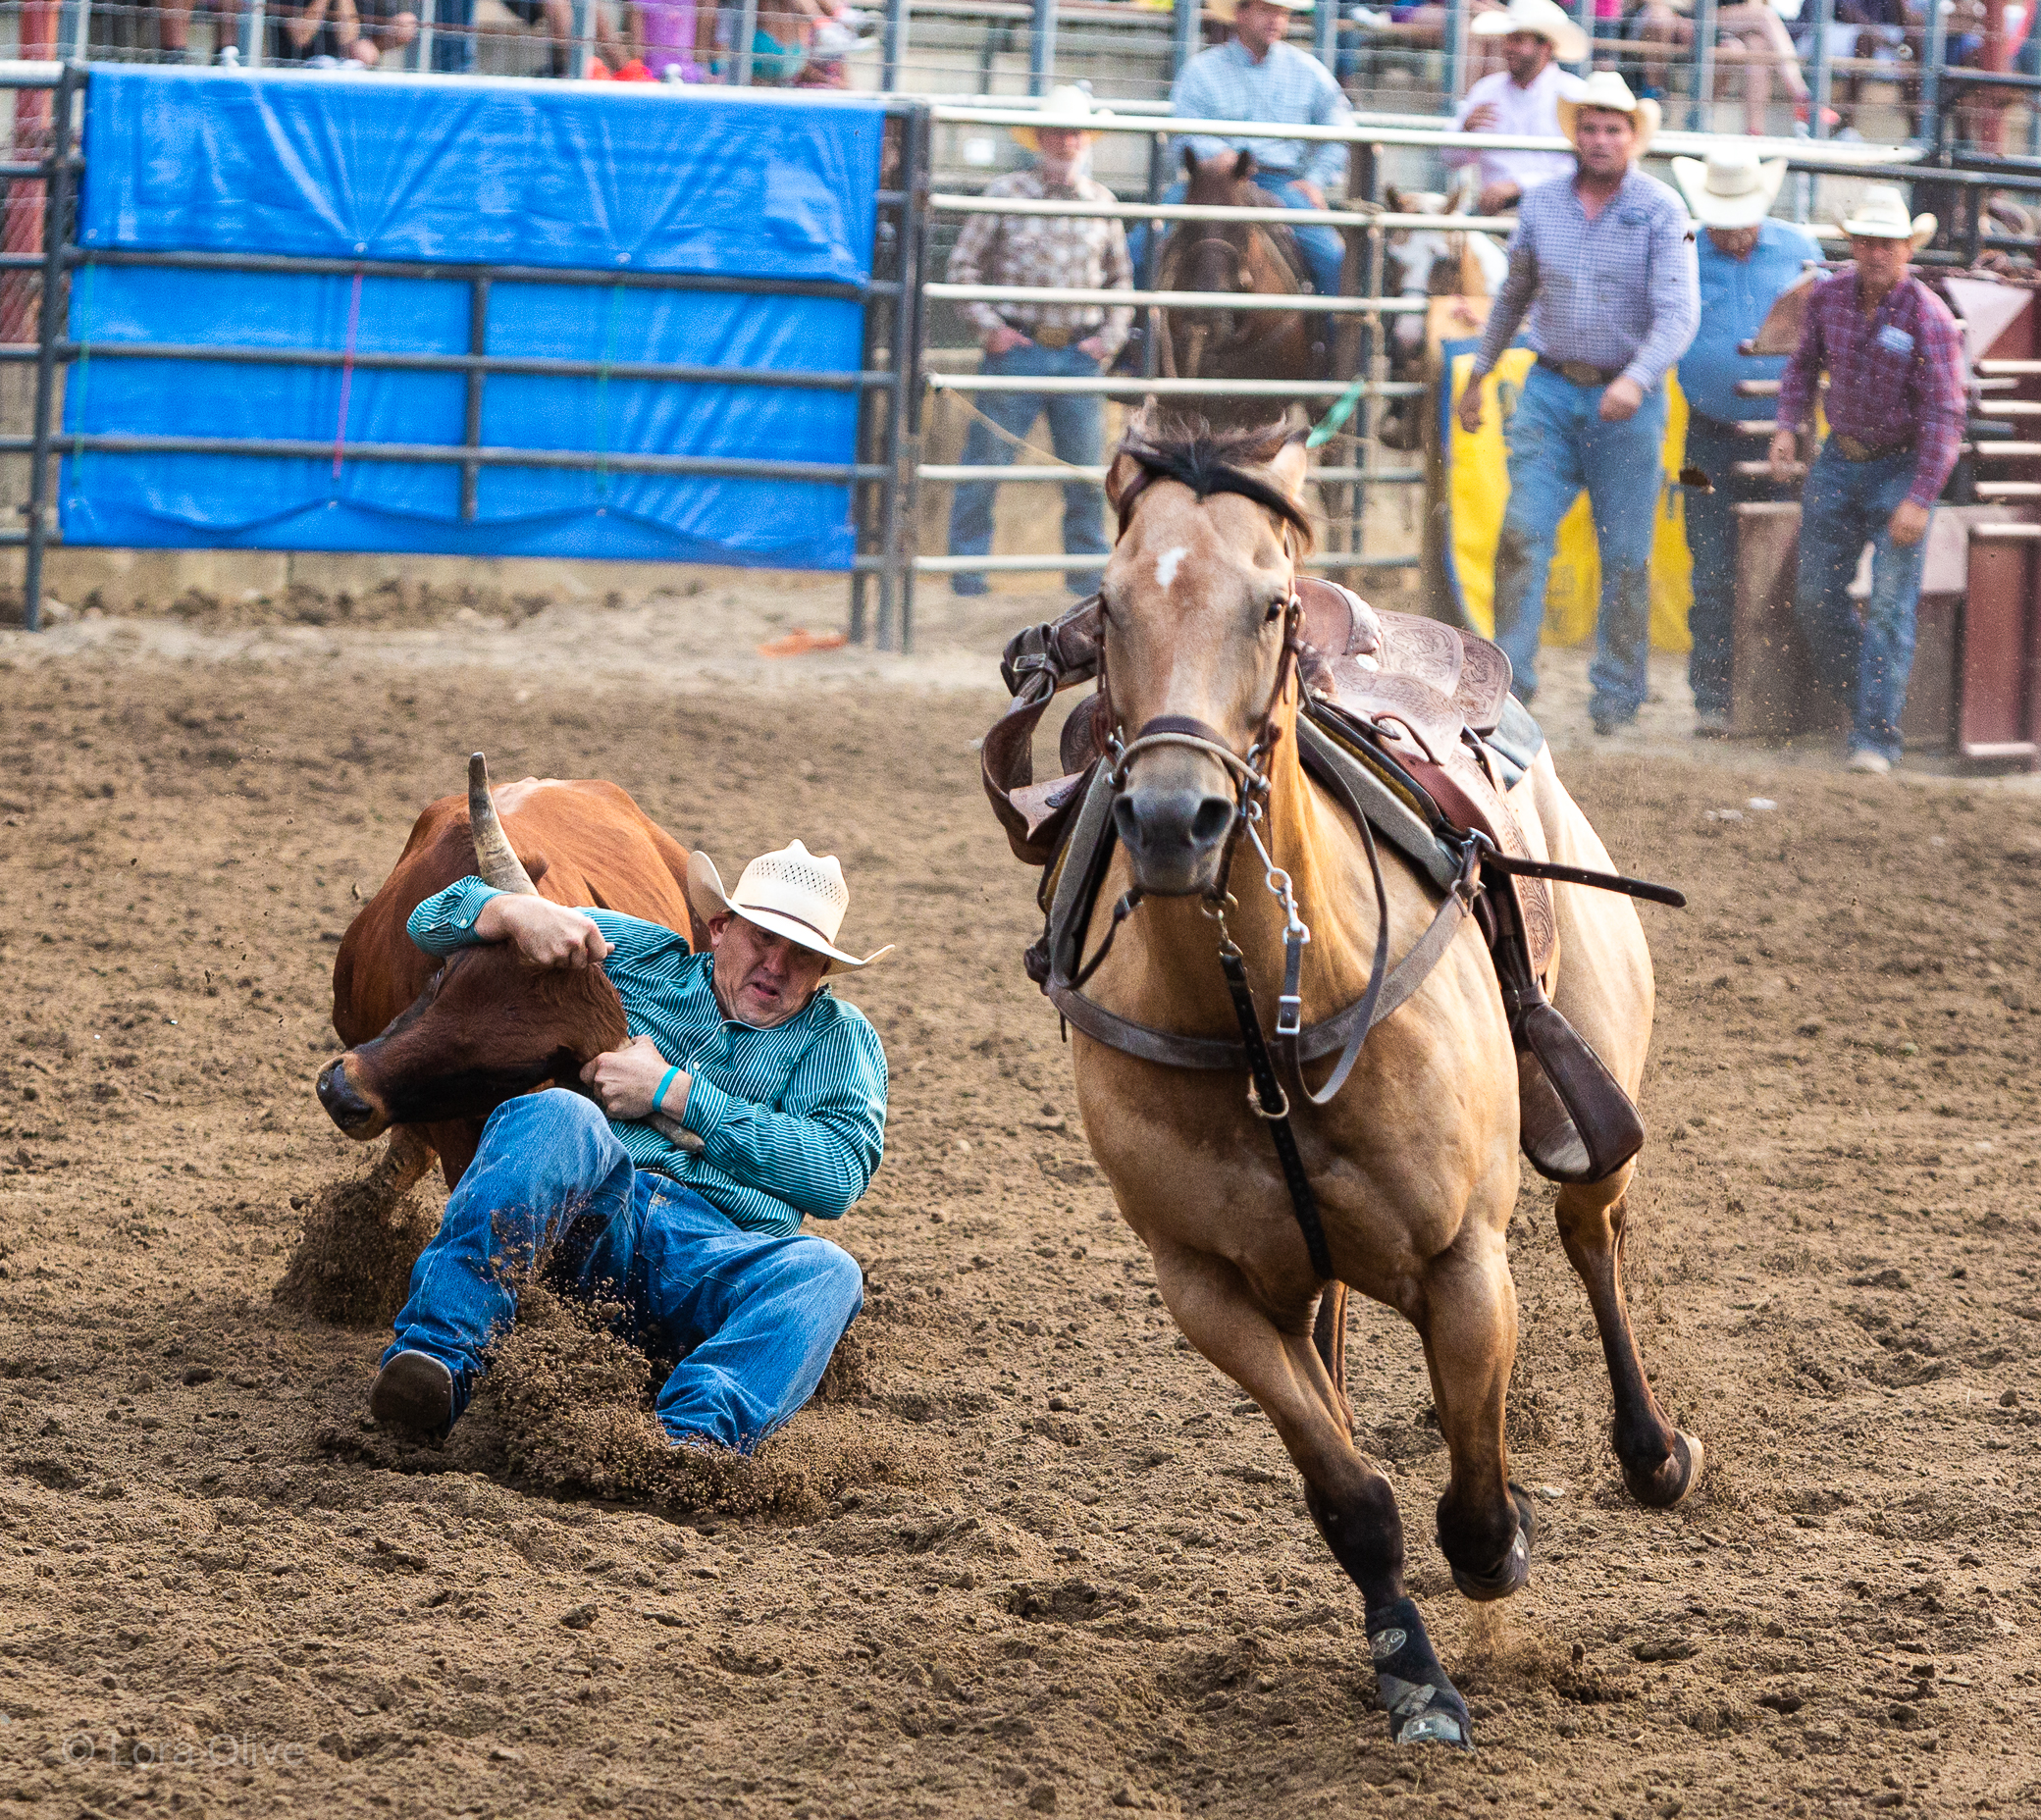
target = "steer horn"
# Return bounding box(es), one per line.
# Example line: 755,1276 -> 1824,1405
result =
467,753 -> 539,895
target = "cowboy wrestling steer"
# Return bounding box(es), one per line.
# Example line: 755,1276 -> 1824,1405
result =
318,757 -> 892,1454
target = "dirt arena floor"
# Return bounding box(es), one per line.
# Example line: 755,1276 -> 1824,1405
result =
2,580 -> 2040,1820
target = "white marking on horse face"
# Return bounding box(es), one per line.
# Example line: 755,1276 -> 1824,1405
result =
1154,545 -> 1188,590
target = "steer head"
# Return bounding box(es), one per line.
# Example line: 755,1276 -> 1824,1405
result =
314,754 -> 628,1142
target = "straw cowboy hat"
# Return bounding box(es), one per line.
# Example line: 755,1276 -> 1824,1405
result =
685,840 -> 893,972
1009,83 -> 1115,151
1837,183 -> 1937,251
1471,0 -> 1588,66
1556,70 -> 1661,153
1672,146 -> 1788,231
1203,0 -> 1313,25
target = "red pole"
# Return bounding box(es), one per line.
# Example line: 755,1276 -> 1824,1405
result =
2,1 -> 59,345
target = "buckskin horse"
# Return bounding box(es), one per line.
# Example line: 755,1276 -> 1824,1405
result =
981,419 -> 1701,1751
1154,150 -> 1323,426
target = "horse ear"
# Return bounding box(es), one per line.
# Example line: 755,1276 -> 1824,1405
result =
1104,443 -> 1145,514
1266,434 -> 1310,504
1234,151 -> 1256,183
1181,143 -> 1198,179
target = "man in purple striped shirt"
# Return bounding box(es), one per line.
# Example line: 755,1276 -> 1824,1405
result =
1772,186 -> 1966,775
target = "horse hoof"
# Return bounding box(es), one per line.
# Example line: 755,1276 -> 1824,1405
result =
1623,1430 -> 1706,1509
1369,1597 -> 1477,1753
1448,1483 -> 1536,1602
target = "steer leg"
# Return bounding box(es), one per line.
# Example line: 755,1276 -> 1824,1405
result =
1146,1235 -> 1474,1751
367,1125 -> 437,1210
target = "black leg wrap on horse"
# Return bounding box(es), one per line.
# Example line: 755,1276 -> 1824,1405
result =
1446,1482 -> 1537,1602
1366,1597 -> 1474,1750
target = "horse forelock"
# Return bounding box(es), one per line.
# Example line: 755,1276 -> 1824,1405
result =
1113,426 -> 1314,550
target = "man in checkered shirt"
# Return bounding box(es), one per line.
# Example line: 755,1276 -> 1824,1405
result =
945,86 -> 1133,598
1770,186 -> 1965,777
1456,72 -> 1698,736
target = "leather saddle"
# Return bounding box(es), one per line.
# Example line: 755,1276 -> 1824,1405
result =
981,581 -> 1650,1187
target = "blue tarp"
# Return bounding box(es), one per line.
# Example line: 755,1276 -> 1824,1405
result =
61,69 -> 887,567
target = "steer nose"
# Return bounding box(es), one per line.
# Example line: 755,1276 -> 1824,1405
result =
316,1057 -> 382,1138
1113,787 -> 1235,898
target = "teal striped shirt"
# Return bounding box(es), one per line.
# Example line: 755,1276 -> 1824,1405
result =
407,878 -> 888,1236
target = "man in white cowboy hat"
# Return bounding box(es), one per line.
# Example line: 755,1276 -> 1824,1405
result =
1671,147 -> 1821,737
367,840 -> 890,1451
1443,0 -> 1589,217
1771,184 -> 1964,776
1163,0 -> 1353,302
945,82 -> 1132,598
1457,70 -> 1698,735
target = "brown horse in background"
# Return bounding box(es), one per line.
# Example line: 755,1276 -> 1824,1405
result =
1155,150 -> 1324,428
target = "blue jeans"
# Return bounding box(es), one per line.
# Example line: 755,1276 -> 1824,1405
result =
430,0 -> 476,71
1127,177 -> 1346,301
1492,361 -> 1667,718
1793,443 -> 1930,763
1683,411 -> 1794,719
947,342 -> 1110,595
383,1091 -> 864,1452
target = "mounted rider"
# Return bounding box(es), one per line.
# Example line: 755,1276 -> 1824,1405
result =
1133,0 -> 1353,305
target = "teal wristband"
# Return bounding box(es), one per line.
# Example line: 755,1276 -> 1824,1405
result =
654,1066 -> 681,1118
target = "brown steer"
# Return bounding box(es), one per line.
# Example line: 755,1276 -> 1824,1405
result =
316,755 -> 703,1190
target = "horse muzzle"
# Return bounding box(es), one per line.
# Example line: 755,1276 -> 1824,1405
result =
1113,782 -> 1234,898
316,1055 -> 389,1140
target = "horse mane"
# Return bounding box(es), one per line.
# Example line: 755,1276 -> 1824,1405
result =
1112,420 -> 1317,549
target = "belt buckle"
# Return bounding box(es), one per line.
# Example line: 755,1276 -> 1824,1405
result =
1033,326 -> 1073,351
1836,434 -> 1866,460
1560,360 -> 1601,388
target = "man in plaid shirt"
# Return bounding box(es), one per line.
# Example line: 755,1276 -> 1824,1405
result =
945,86 -> 1133,598
1771,186 -> 1965,775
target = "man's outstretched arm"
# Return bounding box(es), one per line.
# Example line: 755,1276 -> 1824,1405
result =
406,876 -> 613,968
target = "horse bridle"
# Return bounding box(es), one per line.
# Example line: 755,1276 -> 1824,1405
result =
1059,501 -> 1480,1282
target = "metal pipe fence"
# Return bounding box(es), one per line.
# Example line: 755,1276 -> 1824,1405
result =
5,69 -> 933,643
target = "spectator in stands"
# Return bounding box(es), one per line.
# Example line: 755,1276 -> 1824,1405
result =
1444,0 -> 1589,216
1631,0 -> 1821,130
151,0 -> 243,61
1148,0 -> 1352,300
631,0 -> 709,78
945,87 -> 1133,598
275,0 -> 413,63
1455,72 -> 1699,734
1771,187 -> 1963,776
493,0 -> 625,75
1670,148 -> 1821,738
428,0 -> 476,70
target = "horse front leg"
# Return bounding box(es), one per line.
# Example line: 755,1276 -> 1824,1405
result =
1417,1221 -> 1538,1601
1554,1171 -> 1705,1508
1146,1237 -> 1474,1751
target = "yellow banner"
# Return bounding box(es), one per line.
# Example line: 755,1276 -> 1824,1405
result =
1443,347 -> 1694,653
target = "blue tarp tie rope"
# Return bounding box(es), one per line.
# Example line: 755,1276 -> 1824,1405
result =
331,267 -> 364,483
594,283 -> 622,500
